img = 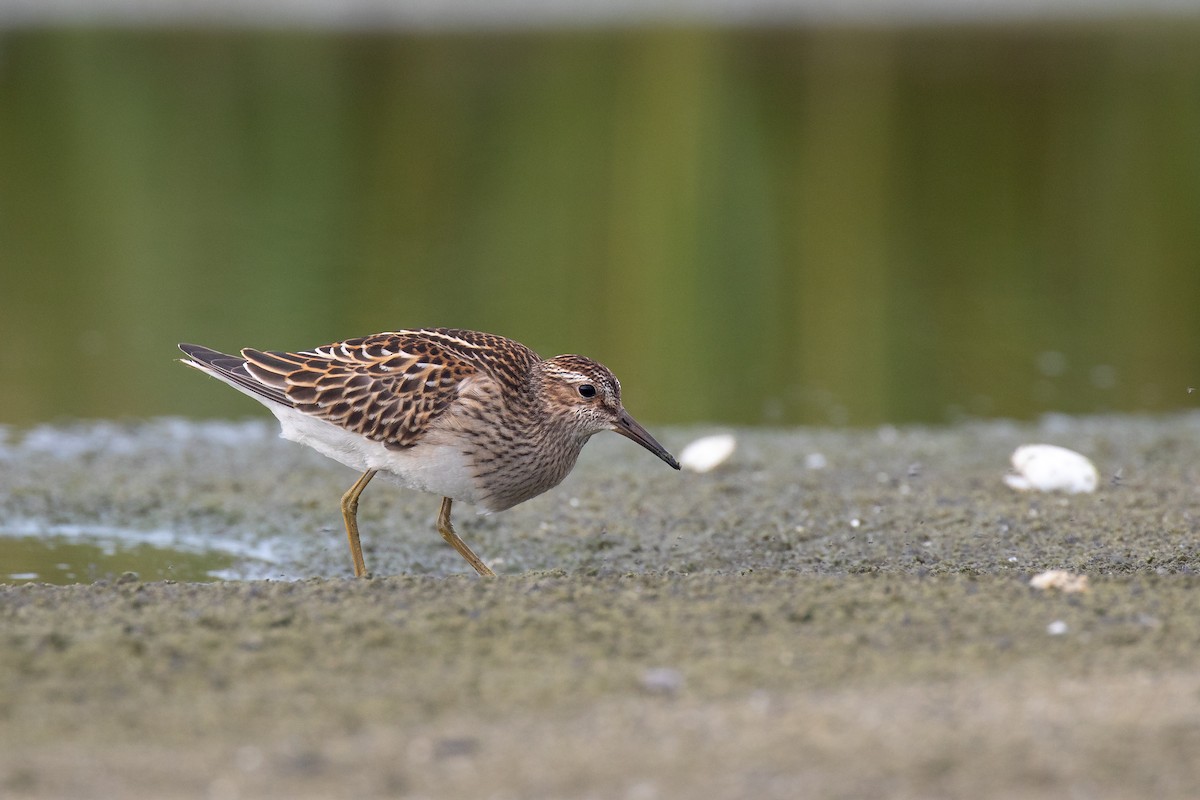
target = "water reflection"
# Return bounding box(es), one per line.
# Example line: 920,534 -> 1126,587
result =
1,26 -> 1198,426
0,525 -> 282,585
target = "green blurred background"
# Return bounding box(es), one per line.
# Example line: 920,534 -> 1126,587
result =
2,21 -> 1199,427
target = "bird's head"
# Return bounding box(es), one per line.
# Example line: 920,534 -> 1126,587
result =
537,355 -> 679,470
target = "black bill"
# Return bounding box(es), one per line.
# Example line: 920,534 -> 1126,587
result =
614,410 -> 680,470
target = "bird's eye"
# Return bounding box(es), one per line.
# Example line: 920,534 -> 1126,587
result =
578,384 -> 597,399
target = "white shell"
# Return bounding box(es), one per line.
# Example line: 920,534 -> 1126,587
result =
1004,444 -> 1098,494
804,452 -> 827,470
1029,569 -> 1090,594
678,434 -> 737,473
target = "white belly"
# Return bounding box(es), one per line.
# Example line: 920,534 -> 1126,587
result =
269,405 -> 483,506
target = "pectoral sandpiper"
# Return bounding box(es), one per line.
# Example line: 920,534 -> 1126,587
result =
179,328 -> 679,577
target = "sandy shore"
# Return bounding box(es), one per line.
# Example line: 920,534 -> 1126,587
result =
2,414 -> 1200,798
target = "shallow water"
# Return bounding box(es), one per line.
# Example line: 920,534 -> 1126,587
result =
1,534 -> 232,584
0,523 -> 283,584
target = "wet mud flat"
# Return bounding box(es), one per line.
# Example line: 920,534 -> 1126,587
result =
2,414 -> 1200,798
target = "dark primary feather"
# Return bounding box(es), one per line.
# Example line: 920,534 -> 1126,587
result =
178,342 -> 292,407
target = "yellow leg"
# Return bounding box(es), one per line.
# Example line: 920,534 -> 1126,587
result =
340,469 -> 377,578
437,497 -> 496,577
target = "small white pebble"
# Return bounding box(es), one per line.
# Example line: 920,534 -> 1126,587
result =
568,497 -> 580,508
1004,444 -> 1098,494
639,667 -> 684,696
1007,556 -> 1018,563
849,518 -> 861,528
1047,620 -> 1069,636
679,434 -> 736,473
804,452 -> 827,470
1030,569 -> 1090,594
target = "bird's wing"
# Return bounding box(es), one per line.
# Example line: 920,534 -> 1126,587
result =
241,329 -> 536,449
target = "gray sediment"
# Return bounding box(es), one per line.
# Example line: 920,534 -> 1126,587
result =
2,414 -> 1199,798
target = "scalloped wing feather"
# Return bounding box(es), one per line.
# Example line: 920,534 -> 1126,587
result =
240,329 -> 539,449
